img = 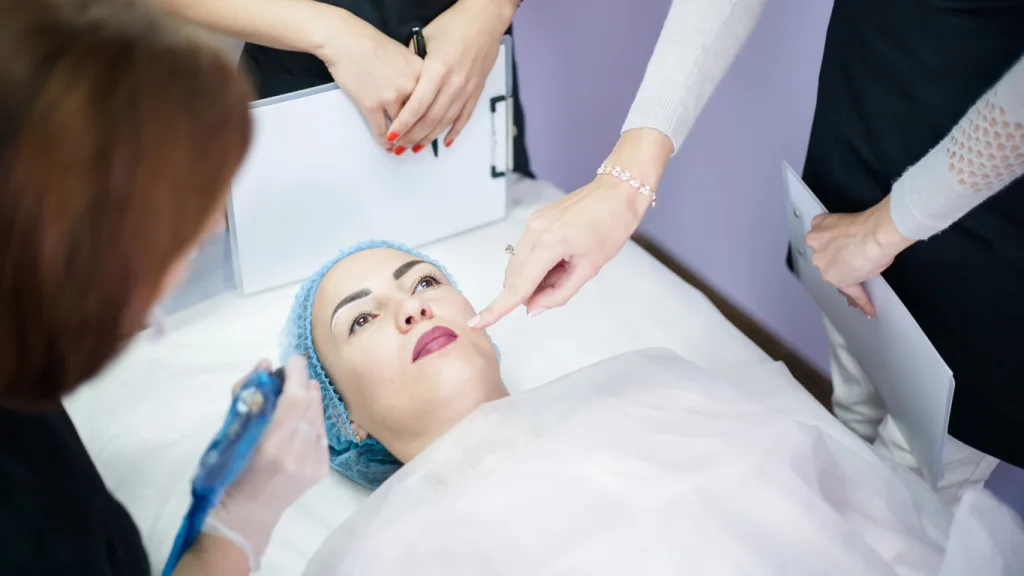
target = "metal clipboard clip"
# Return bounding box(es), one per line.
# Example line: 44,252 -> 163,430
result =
490,35 -> 515,179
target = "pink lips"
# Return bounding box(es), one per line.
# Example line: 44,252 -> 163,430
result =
412,326 -> 458,362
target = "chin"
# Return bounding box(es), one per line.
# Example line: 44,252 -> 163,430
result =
428,358 -> 502,406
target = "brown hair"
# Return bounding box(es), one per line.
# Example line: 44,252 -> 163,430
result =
0,0 -> 253,408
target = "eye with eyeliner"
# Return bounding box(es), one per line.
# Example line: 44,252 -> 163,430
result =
349,310 -> 377,335
413,272 -> 443,291
347,273 -> 444,336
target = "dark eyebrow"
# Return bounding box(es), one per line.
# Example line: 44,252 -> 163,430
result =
328,260 -> 428,331
393,259 -> 426,281
331,288 -> 371,323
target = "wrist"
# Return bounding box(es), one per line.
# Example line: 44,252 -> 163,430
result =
461,0 -> 517,34
181,532 -> 252,576
204,499 -> 282,569
869,196 -> 915,255
598,128 -> 672,216
604,128 -> 673,190
308,4 -> 361,68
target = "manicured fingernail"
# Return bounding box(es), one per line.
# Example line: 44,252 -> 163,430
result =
528,308 -> 546,318
467,315 -> 480,328
412,144 -> 425,153
444,139 -> 453,148
386,147 -> 393,154
394,146 -> 407,156
386,131 -> 400,143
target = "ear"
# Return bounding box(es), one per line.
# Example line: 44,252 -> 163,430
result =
350,421 -> 366,443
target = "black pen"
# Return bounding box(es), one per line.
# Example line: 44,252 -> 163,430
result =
411,27 -> 439,158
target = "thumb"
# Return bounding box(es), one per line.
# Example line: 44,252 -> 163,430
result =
843,283 -> 876,318
524,260 -> 595,315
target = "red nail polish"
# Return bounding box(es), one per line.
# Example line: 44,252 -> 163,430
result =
386,147 -> 394,154
386,132 -> 400,143
412,144 -> 424,153
444,139 -> 453,148
394,146 -> 407,156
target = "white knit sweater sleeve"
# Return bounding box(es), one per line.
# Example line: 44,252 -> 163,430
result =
889,55 -> 1024,240
621,0 -> 767,153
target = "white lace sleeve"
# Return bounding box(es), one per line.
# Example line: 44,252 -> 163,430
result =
621,0 -> 766,154
889,55 -> 1024,240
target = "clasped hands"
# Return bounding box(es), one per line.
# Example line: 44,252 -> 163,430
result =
321,0 -> 516,154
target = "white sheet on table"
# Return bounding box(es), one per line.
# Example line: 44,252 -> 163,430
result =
66,178 -> 811,575
304,349 -> 1022,576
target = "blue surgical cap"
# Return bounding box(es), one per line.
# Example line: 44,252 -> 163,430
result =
280,240 -> 491,490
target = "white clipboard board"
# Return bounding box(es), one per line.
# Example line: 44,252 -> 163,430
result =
782,162 -> 954,486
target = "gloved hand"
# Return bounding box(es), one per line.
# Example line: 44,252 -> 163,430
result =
201,355 -> 329,570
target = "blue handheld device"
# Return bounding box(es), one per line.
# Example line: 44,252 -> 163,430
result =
162,367 -> 286,576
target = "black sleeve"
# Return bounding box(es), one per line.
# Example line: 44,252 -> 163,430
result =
0,466 -> 127,575
0,406 -> 151,576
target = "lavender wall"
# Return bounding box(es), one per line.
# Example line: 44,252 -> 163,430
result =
513,1 -> 833,371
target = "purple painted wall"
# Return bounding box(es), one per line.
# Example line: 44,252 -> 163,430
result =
513,0 -> 833,371
512,0 -> 1024,515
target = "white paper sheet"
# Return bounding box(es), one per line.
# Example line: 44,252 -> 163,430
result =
227,40 -> 513,294
781,162 -> 954,486
303,348 -> 959,576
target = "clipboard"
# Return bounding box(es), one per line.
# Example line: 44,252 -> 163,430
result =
782,161 -> 954,486
226,37 -> 514,294
157,36 -> 516,313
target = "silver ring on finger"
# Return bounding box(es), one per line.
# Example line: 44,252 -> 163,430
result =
504,244 -> 516,257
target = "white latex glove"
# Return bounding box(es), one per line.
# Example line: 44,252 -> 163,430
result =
202,355 -> 329,571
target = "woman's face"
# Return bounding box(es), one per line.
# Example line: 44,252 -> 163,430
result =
311,248 -> 506,462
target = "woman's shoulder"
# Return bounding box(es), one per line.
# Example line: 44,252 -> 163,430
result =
0,405 -> 150,574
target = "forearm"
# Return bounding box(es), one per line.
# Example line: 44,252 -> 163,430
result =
621,0 -> 766,155
889,54 -> 1024,240
172,533 -> 250,576
150,0 -> 353,62
463,0 -> 519,29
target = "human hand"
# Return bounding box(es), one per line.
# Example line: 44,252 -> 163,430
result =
470,129 -> 673,328
316,9 -> 424,150
203,356 -> 329,570
804,196 -> 915,317
387,0 -> 517,152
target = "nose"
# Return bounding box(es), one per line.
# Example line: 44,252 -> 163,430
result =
397,296 -> 434,333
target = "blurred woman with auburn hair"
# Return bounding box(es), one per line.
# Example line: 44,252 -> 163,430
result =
0,1 -> 328,573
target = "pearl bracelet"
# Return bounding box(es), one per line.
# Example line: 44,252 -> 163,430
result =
596,164 -> 657,207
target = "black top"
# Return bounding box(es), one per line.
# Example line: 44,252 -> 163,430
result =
0,405 -> 150,575
238,0 -> 534,177
800,0 -> 1024,464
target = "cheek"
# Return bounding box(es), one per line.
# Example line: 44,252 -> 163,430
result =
433,292 -> 478,319
336,340 -> 402,417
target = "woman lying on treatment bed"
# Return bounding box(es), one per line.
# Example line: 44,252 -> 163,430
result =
284,241 -> 1023,575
